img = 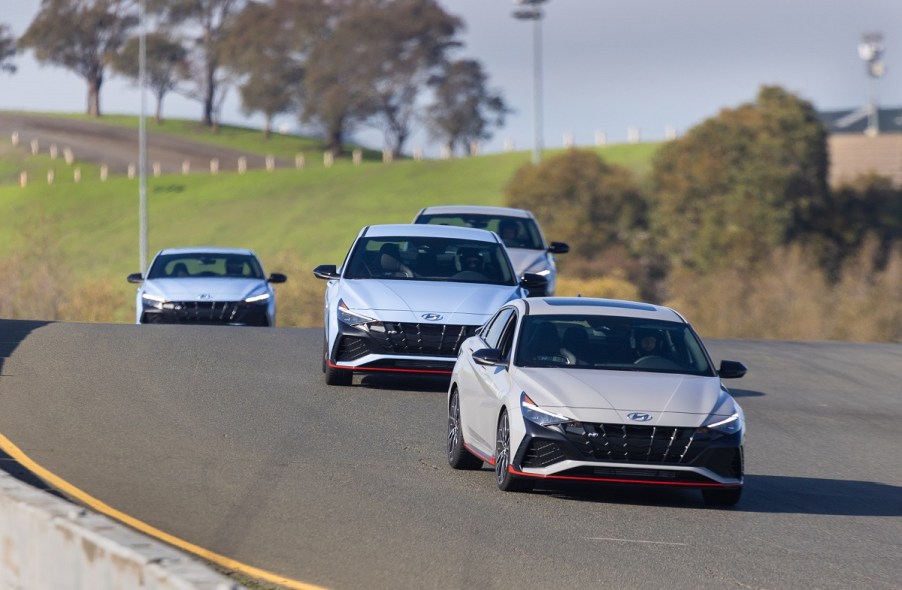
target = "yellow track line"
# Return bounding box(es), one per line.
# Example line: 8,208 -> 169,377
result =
0,432 -> 328,590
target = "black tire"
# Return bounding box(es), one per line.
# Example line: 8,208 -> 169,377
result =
323,334 -> 353,386
447,389 -> 484,470
495,410 -> 531,492
702,487 -> 742,506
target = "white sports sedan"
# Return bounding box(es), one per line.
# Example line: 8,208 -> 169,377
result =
413,205 -> 569,296
447,297 -> 748,505
127,247 -> 287,326
313,224 -> 548,386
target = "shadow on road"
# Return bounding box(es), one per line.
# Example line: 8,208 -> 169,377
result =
0,319 -> 50,381
0,320 -> 66,497
729,388 -> 766,398
537,474 -> 902,516
359,373 -> 450,392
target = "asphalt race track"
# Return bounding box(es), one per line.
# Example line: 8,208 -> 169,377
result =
0,319 -> 900,589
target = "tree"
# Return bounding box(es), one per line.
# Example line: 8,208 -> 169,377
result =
112,32 -> 188,123
814,173 -> 902,277
221,0 -> 318,137
426,59 -> 507,156
148,0 -> 247,127
299,0 -> 383,156
505,149 -> 646,277
648,85 -> 829,272
0,24 -> 16,74
363,0 -> 462,157
19,0 -> 139,116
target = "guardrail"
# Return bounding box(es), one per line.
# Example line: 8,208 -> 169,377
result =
0,471 -> 239,590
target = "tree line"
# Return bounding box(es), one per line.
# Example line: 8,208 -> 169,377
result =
1,0 -> 508,157
506,86 -> 902,340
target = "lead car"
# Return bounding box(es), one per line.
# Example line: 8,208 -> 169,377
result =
447,297 -> 748,506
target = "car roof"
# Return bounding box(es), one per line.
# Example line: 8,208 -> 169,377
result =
519,297 -> 687,322
415,205 -> 535,219
155,247 -> 257,256
360,223 -> 502,243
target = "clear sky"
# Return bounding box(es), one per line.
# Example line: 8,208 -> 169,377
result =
1,0 -> 900,156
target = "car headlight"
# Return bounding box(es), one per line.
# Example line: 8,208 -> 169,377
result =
244,292 -> 270,303
337,299 -> 376,328
701,412 -> 743,434
524,262 -> 551,276
141,292 -> 167,309
520,393 -> 573,428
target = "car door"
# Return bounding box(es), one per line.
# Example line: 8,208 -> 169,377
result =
469,307 -> 518,452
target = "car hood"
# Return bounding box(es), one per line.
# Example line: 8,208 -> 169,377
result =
144,278 -> 268,302
514,367 -> 734,427
506,248 -> 548,276
340,279 -> 522,324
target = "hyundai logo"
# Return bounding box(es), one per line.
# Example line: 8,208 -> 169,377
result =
627,412 -> 653,422
421,313 -> 443,321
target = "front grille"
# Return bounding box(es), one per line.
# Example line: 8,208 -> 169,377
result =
367,323 -> 477,357
561,423 -> 711,465
143,301 -> 268,326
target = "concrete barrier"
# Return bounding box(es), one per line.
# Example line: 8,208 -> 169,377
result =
0,471 -> 240,590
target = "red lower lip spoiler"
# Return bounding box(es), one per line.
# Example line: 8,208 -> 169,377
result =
510,468 -> 739,488
327,361 -> 452,375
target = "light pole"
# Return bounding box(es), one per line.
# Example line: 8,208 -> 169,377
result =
858,32 -> 885,137
138,0 -> 148,273
513,0 -> 548,164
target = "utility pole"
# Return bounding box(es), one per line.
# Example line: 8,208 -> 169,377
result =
513,0 -> 548,164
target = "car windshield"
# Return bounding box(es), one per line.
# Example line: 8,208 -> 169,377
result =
147,253 -> 265,280
514,315 -> 714,376
414,213 -> 544,250
343,236 -> 517,285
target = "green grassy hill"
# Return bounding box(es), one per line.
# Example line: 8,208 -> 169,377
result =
0,114 -> 660,324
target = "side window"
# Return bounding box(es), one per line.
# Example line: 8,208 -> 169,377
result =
497,311 -> 519,360
482,307 -> 515,349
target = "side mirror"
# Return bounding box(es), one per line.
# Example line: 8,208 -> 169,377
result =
312,264 -> 340,280
268,273 -> 287,284
718,360 -> 747,379
520,272 -> 549,297
127,273 -> 144,284
472,348 -> 506,367
548,242 -> 569,254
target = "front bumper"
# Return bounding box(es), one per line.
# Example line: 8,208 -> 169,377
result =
510,418 -> 743,488
140,300 -> 271,326
330,320 -> 479,374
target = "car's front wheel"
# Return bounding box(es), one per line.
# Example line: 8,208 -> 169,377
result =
495,410 -> 531,492
702,487 -> 742,506
323,334 -> 352,386
447,389 -> 483,470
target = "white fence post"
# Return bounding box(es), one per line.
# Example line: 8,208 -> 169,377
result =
628,126 -> 640,144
